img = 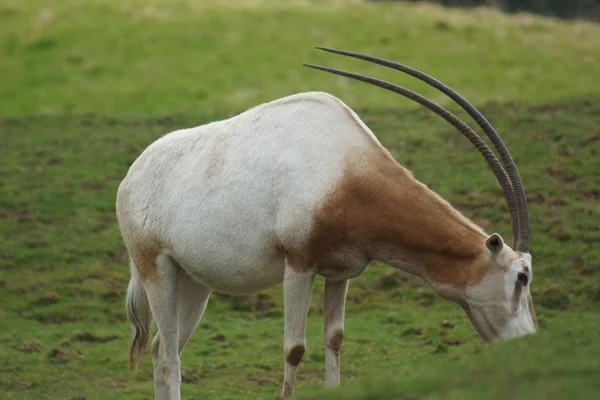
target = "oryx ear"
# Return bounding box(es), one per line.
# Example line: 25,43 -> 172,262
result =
485,233 -> 504,254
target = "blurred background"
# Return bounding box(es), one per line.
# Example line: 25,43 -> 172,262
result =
1,1 -> 599,399
383,0 -> 600,21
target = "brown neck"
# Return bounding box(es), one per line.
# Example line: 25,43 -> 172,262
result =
312,149 -> 489,286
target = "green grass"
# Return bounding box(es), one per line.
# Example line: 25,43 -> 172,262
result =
1,0 -> 600,117
1,1 -> 599,399
301,311 -> 600,400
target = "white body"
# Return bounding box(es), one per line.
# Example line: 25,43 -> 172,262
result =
117,91 -> 537,400
119,92 -> 377,292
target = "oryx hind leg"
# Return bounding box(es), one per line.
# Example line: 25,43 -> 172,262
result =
143,254 -> 184,400
150,268 -> 212,399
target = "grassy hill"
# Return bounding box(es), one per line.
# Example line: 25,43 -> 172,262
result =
1,1 -> 599,399
1,0 -> 600,117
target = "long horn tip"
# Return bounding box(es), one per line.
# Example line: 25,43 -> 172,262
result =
303,63 -> 324,70
314,46 -> 338,53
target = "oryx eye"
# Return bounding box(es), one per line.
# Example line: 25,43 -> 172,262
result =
517,272 -> 529,287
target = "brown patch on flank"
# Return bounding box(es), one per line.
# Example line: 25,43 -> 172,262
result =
290,148 -> 488,287
285,344 -> 305,367
205,135 -> 228,179
116,185 -> 162,282
128,237 -> 160,281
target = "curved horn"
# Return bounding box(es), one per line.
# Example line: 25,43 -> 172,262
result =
304,63 -> 515,231
310,48 -> 530,252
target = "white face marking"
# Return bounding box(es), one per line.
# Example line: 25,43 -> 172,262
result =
463,252 -> 537,342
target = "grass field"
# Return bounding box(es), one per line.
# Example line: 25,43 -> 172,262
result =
1,1 -> 600,399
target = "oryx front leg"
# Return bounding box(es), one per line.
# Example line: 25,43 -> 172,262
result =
280,260 -> 315,398
323,279 -> 348,388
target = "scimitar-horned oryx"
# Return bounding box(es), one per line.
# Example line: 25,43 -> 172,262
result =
116,47 -> 538,400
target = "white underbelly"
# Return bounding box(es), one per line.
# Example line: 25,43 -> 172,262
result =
171,246 -> 286,295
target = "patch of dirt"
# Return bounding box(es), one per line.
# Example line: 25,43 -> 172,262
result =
548,226 -> 572,242
181,374 -> 199,385
375,272 -> 409,289
46,156 -> 64,166
36,312 -> 78,324
572,255 -> 599,276
299,369 -> 320,379
31,292 -> 61,306
24,238 -> 49,249
0,211 -> 36,221
415,291 -> 437,307
440,320 -> 455,329
19,340 -> 41,353
452,191 -> 502,211
578,186 -> 599,203
7,381 -> 38,391
546,164 -> 580,183
70,332 -> 119,344
581,133 -> 600,146
211,333 -> 226,342
538,285 -> 571,310
558,146 -> 574,156
530,99 -> 592,114
248,375 -> 269,386
215,292 -> 278,315
48,348 -> 70,363
101,280 -> 123,302
403,395 -> 424,400
434,343 -> 449,354
255,293 -> 276,313
442,337 -> 465,346
402,327 -> 424,337
550,197 -> 569,206
79,180 -> 105,191
527,192 -> 549,204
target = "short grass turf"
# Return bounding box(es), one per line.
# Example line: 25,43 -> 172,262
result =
1,1 -> 600,399
1,0 -> 599,117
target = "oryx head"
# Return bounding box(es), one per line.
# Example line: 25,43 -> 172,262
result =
305,47 -> 538,342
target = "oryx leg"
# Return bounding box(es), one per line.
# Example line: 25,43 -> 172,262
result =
176,271 -> 212,355
279,259 -> 315,398
143,254 -> 184,400
151,266 -> 212,400
323,279 -> 349,388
